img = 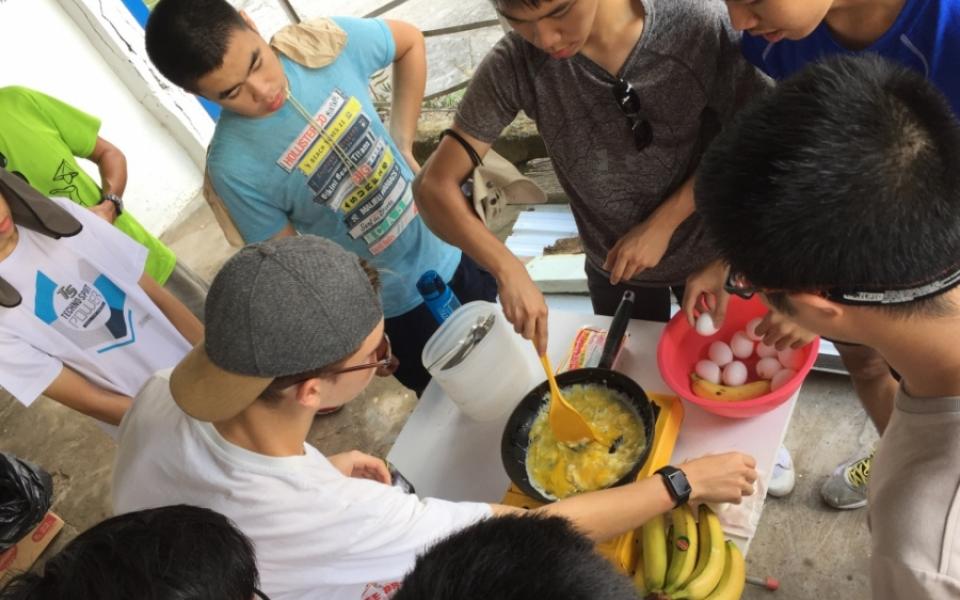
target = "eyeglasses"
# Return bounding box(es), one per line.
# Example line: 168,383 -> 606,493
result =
253,589 -> 271,600
329,334 -> 398,377
613,79 -> 653,152
725,266 -> 960,306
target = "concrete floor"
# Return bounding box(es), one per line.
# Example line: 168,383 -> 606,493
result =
0,198 -> 875,599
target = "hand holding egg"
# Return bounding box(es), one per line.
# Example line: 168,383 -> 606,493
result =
695,312 -> 719,336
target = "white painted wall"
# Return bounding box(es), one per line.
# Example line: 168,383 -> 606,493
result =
0,0 -> 207,236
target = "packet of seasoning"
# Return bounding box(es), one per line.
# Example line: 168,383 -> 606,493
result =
559,327 -> 629,373
387,461 -> 416,495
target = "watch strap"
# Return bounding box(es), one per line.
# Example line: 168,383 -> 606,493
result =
101,192 -> 123,215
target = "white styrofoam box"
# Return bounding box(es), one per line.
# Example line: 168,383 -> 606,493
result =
525,254 -> 587,293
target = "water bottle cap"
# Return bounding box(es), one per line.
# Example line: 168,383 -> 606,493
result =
417,270 -> 446,296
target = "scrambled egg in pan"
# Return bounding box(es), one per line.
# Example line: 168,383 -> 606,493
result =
526,384 -> 646,500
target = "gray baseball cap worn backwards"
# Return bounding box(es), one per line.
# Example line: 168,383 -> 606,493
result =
171,235 -> 382,422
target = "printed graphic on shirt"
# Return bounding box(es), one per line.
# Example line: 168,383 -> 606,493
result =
361,582 -> 402,600
33,262 -> 136,353
49,160 -> 82,202
276,89 -> 415,256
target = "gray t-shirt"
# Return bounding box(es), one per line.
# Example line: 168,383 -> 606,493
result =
868,386 -> 960,599
456,0 -> 768,285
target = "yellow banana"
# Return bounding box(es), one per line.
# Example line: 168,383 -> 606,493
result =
682,506 -> 714,587
642,513 -> 668,592
664,504 -> 698,592
690,374 -> 771,402
703,541 -> 746,600
672,506 -> 725,600
632,547 -> 646,595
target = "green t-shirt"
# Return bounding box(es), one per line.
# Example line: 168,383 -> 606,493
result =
0,86 -> 176,283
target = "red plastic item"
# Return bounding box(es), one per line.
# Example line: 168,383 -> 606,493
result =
656,296 -> 819,418
747,575 -> 780,591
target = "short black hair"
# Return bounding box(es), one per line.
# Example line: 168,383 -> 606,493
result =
0,505 -> 260,600
696,54 -> 960,316
393,514 -> 639,600
145,0 -> 249,92
492,0 -> 546,12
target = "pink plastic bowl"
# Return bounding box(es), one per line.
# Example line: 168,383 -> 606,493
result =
656,296 -> 819,418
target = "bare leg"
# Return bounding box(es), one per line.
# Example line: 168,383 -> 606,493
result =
835,342 -> 898,434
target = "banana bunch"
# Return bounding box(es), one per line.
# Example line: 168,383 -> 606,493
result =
634,506 -> 746,600
690,374 -> 770,402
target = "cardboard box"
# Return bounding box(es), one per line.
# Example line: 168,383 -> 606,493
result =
0,512 -> 64,588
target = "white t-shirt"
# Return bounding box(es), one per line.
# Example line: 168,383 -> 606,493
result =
0,198 -> 190,405
113,371 -> 493,600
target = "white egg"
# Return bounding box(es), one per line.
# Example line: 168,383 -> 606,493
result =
708,341 -> 734,366
695,359 -> 722,384
695,312 -> 719,336
778,348 -> 804,370
730,331 -> 755,359
722,361 -> 748,386
756,342 -> 778,358
771,368 -> 797,391
745,317 -> 764,341
756,357 -> 783,380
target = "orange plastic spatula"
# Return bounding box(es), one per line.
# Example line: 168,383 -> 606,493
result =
538,350 -> 599,445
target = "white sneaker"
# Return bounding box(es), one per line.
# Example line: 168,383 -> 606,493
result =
768,446 -> 796,498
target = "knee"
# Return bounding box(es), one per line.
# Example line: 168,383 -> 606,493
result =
837,345 -> 891,381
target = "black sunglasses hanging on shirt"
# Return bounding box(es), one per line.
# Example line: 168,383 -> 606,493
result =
613,79 -> 653,152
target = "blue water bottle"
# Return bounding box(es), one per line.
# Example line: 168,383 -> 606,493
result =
417,270 -> 461,324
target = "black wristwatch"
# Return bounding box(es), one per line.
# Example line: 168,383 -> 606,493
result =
656,466 -> 692,507
100,192 -> 123,216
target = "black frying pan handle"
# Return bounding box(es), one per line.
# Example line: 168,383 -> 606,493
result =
598,291 -> 635,370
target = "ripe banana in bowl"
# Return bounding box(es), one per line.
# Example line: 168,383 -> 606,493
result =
690,374 -> 770,402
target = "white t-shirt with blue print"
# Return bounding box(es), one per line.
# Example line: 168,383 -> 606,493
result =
207,16 -> 460,318
0,197 -> 191,407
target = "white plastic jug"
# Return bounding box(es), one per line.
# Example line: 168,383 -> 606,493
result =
421,301 -> 540,421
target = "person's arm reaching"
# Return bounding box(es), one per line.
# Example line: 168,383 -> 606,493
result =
682,258 -> 731,327
414,127 -> 549,354
386,20 -> 426,173
44,366 -> 132,426
490,451 -> 757,542
85,137 -> 128,224
139,273 -> 203,345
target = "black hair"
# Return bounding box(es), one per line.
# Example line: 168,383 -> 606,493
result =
492,0 -> 547,11
696,54 -> 960,317
0,505 -> 260,600
393,514 -> 640,600
145,0 -> 249,92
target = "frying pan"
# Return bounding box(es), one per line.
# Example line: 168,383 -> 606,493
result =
501,291 -> 657,503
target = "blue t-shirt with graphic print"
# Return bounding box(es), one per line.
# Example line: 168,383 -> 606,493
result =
207,16 -> 460,318
740,0 -> 960,116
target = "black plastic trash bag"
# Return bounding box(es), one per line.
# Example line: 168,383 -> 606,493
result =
0,453 -> 53,552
